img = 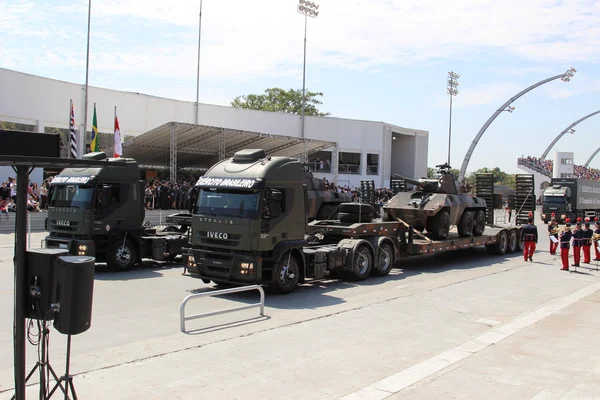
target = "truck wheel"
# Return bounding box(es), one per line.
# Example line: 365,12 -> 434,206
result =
487,230 -> 508,255
272,254 -> 300,294
457,211 -> 474,237
472,210 -> 485,236
372,243 -> 393,277
349,245 -> 373,281
431,211 -> 450,240
507,229 -> 518,253
107,239 -> 138,271
516,230 -> 525,252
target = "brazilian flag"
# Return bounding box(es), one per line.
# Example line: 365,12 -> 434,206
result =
90,104 -> 99,152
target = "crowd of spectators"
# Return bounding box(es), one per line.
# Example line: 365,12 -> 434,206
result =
1,177 -> 51,218
519,156 -> 600,180
143,176 -> 199,211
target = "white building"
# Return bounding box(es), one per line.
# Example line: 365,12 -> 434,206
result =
553,152 -> 574,179
0,67 -> 429,188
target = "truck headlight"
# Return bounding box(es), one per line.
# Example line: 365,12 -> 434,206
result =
78,244 -> 88,255
186,254 -> 196,268
240,262 -> 254,275
542,214 -> 546,218
561,214 -> 566,219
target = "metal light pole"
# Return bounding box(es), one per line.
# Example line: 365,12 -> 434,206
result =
458,67 -> 576,181
447,72 -> 459,166
297,0 -> 319,162
195,0 -> 203,125
83,0 -> 92,156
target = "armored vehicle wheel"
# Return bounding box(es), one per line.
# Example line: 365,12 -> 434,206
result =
107,239 -> 138,271
472,210 -> 486,236
272,253 -> 300,294
457,211 -> 474,237
372,243 -> 394,277
487,230 -> 508,255
339,203 -> 374,214
507,229 -> 518,253
349,245 -> 373,281
431,210 -> 450,240
339,212 -> 373,223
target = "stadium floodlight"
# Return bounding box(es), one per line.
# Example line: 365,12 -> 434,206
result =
569,128 -> 575,134
499,105 -> 515,113
297,0 -> 320,163
446,71 -> 460,165
561,67 -> 577,82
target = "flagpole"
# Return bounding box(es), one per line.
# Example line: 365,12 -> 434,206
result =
195,0 -> 203,125
114,105 -> 117,158
69,99 -> 73,158
83,0 -> 92,151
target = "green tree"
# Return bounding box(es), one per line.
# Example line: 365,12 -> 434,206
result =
464,167 -> 516,190
231,88 -> 331,117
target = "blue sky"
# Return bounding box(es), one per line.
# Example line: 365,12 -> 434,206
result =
1,0 -> 600,175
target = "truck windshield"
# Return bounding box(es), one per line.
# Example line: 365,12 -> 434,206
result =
196,188 -> 260,218
50,185 -> 94,208
544,196 -> 566,204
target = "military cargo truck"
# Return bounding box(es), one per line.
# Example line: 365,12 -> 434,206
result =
44,152 -> 189,270
541,178 -> 600,224
183,149 -> 524,294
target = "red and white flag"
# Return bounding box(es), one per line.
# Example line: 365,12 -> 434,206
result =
114,108 -> 123,158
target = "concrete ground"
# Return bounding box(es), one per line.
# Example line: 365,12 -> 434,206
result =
1,215 -> 600,399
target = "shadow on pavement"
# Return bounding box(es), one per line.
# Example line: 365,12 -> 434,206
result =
94,260 -> 184,281
181,248 -> 526,311
184,315 -> 272,336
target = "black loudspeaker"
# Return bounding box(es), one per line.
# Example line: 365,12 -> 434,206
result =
26,249 -> 69,320
52,256 -> 95,335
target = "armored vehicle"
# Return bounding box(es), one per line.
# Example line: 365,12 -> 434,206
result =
383,163 -> 487,240
304,166 -> 353,220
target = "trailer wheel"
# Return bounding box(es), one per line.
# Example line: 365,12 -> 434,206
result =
107,239 -> 138,271
372,243 -> 394,277
487,230 -> 508,255
516,230 -> 525,252
272,254 -> 300,294
457,211 -> 474,237
507,229 -> 518,253
472,210 -> 486,236
349,245 -> 373,281
431,210 -> 450,240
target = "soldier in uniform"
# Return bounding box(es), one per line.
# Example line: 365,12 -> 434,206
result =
582,217 -> 594,263
521,212 -> 538,262
548,212 -> 559,255
572,217 -> 584,267
594,217 -> 600,261
560,219 -> 572,270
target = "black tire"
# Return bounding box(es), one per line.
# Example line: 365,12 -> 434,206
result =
348,245 -> 373,281
487,230 -> 508,255
457,211 -> 474,237
339,212 -> 373,223
316,204 -> 338,220
431,210 -> 450,240
516,229 -> 525,252
472,210 -> 485,236
338,203 -> 374,214
507,229 -> 518,253
272,253 -> 300,294
107,239 -> 138,271
372,243 -> 394,277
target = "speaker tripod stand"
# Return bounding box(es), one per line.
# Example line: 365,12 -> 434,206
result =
11,327 -> 62,400
47,334 -> 78,400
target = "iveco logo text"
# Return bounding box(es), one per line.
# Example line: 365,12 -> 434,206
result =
56,220 -> 71,226
198,217 -> 234,225
207,232 -> 229,239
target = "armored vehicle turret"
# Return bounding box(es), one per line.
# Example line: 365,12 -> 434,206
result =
303,165 -> 353,221
383,163 -> 487,240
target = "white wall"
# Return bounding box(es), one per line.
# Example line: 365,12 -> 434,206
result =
553,151 -> 574,179
0,67 -> 429,188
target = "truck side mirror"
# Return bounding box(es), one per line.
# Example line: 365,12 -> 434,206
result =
269,190 -> 283,218
101,186 -> 111,206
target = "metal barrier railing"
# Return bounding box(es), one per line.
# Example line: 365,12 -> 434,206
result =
179,285 -> 265,333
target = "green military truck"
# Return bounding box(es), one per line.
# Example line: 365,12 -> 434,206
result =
183,149 -> 524,294
44,152 -> 189,270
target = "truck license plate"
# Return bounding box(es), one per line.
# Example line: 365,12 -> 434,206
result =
58,244 -> 68,249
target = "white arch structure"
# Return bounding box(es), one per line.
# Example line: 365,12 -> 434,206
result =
458,67 -> 576,181
540,109 -> 600,160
